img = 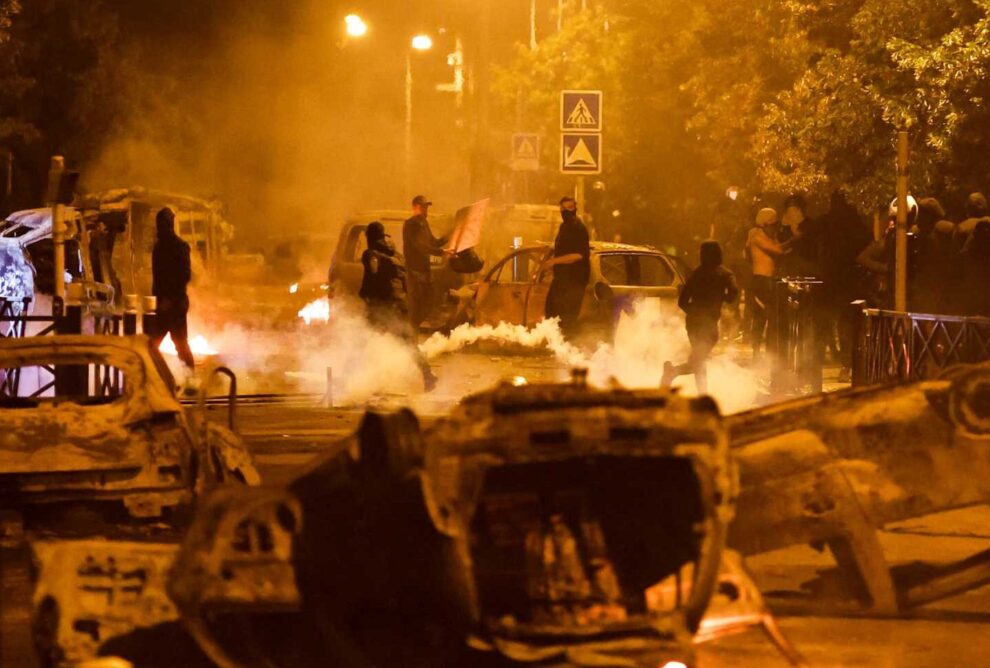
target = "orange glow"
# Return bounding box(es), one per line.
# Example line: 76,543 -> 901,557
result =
159,332 -> 218,357
411,34 -> 433,51
298,297 -> 330,325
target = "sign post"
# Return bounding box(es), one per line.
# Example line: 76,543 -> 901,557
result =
511,133 -> 540,172
895,130 -> 909,312
560,90 -> 602,217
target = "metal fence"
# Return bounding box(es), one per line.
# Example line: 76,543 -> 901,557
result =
0,299 -> 128,399
851,307 -> 990,386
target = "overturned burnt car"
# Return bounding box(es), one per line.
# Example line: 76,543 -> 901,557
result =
0,335 -> 259,529
727,361 -> 990,615
161,375 -> 735,667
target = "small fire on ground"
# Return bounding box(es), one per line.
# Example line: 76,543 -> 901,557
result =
298,298 -> 330,325
159,332 -> 219,357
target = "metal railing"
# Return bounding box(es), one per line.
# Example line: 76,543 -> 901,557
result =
0,300 -> 128,399
851,306 -> 990,386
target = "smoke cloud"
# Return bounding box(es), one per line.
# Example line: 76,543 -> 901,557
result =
422,300 -> 762,414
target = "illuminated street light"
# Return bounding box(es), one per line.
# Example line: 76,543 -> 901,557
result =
411,34 -> 433,51
344,14 -> 368,37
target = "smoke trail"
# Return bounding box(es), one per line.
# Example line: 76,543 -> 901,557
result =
420,300 -> 762,414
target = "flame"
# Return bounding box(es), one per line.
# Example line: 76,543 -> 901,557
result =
289,282 -> 298,294
159,332 -> 218,357
298,297 -> 330,325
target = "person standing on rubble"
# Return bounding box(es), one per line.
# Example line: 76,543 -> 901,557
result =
403,195 -> 449,332
150,207 -> 195,369
542,196 -> 591,338
360,221 -> 438,391
662,240 -> 739,394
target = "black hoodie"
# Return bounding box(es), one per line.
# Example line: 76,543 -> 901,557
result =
151,209 -> 191,299
678,240 -> 739,319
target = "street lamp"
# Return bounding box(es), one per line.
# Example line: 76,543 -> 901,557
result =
406,35 -> 433,192
411,34 -> 433,51
344,14 -> 368,38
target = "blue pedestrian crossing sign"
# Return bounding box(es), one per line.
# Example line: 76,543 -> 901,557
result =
511,133 -> 540,171
561,90 -> 602,132
560,133 -> 601,174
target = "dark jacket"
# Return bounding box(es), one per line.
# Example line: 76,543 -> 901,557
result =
359,241 -> 406,307
678,242 -> 739,321
402,215 -> 445,275
552,215 -> 591,285
152,233 -> 191,299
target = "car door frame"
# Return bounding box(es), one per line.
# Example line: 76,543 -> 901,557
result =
474,248 -> 545,326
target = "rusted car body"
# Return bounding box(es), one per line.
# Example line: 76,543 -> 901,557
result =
0,335 -> 258,522
157,377 -> 734,667
727,362 -> 990,614
472,242 -> 689,334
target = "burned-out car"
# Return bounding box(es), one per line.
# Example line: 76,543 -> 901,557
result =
472,241 -> 689,337
159,374 -> 735,667
0,335 -> 259,526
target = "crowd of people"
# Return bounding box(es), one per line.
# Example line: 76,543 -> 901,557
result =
713,189 -> 990,384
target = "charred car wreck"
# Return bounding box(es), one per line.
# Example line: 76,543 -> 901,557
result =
0,335 -> 258,529
727,362 -> 990,615
167,376 -> 735,667
35,376 -> 736,667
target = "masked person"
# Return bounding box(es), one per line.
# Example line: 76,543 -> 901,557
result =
150,207 -> 194,369
542,196 -> 590,337
360,221 -> 438,391
402,195 -> 448,331
662,240 -> 739,394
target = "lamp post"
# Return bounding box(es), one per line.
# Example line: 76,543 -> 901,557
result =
344,14 -> 368,38
406,34 -> 433,194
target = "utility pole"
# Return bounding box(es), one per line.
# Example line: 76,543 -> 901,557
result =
405,53 -> 413,196
46,156 -> 66,313
530,0 -> 538,49
895,130 -> 909,312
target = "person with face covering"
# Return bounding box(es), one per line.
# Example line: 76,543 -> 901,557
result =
542,196 -> 591,337
150,207 -> 194,369
360,221 -> 438,391
661,240 -> 739,394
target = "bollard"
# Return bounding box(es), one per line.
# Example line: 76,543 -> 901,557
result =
55,304 -> 87,396
123,294 -> 139,336
141,295 -> 157,336
332,367 -> 333,408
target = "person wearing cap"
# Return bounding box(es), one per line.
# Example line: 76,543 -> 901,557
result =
541,196 -> 591,337
150,207 -> 194,369
746,207 -> 788,361
403,195 -> 448,330
360,221 -> 438,391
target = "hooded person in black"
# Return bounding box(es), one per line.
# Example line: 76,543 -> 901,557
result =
359,221 -> 438,391
543,196 -> 591,337
150,207 -> 194,369
662,240 -> 739,394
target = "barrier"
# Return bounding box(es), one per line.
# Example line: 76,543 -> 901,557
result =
851,306 -> 990,386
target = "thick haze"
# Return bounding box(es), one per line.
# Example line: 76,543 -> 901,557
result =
85,0 -> 536,245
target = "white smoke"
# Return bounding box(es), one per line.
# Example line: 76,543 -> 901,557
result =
173,294 -> 760,413
421,300 -> 762,414
183,296 -> 425,404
